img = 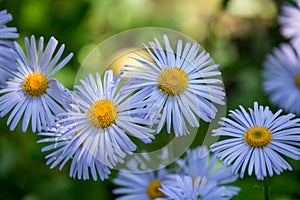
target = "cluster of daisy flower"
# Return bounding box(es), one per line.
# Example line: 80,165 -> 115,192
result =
1,1 -> 300,198
0,9 -> 227,180
113,146 -> 240,200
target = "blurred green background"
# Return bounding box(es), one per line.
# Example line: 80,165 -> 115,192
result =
0,0 -> 300,199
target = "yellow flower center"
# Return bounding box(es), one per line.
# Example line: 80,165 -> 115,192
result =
147,180 -> 165,199
87,99 -> 118,128
294,73 -> 300,89
22,72 -> 48,97
158,67 -> 189,96
244,126 -> 272,148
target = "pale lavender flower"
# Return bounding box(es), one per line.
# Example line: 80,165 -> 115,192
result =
0,35 -> 73,132
124,35 -> 225,136
38,70 -> 155,180
263,43 -> 300,115
211,102 -> 300,180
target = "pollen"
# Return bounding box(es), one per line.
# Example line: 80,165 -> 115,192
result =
22,72 -> 48,97
158,67 -> 189,96
244,126 -> 272,148
147,180 -> 165,199
294,73 -> 300,89
87,99 -> 118,128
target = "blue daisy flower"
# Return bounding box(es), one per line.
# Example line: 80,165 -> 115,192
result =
263,43 -> 300,115
211,102 -> 300,180
279,0 -> 300,46
0,35 -> 73,132
38,70 -> 155,180
157,175 -> 230,200
124,35 -> 225,136
176,146 -> 240,198
113,168 -> 171,200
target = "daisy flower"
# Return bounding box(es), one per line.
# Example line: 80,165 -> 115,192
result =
113,168 -> 171,200
263,43 -> 300,115
0,35 -> 73,132
157,175 -> 230,200
279,0 -> 300,46
38,70 -> 155,180
124,35 -> 225,136
211,102 -> 300,180
176,146 -> 240,198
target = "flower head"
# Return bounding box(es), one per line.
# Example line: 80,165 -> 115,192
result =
0,35 -> 73,132
38,70 -> 155,180
279,0 -> 300,46
211,102 -> 300,180
263,43 -> 300,115
176,146 -> 240,198
113,168 -> 170,200
124,35 -> 225,136
157,175 -> 231,200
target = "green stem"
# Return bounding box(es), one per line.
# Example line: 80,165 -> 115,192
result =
264,177 -> 270,200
